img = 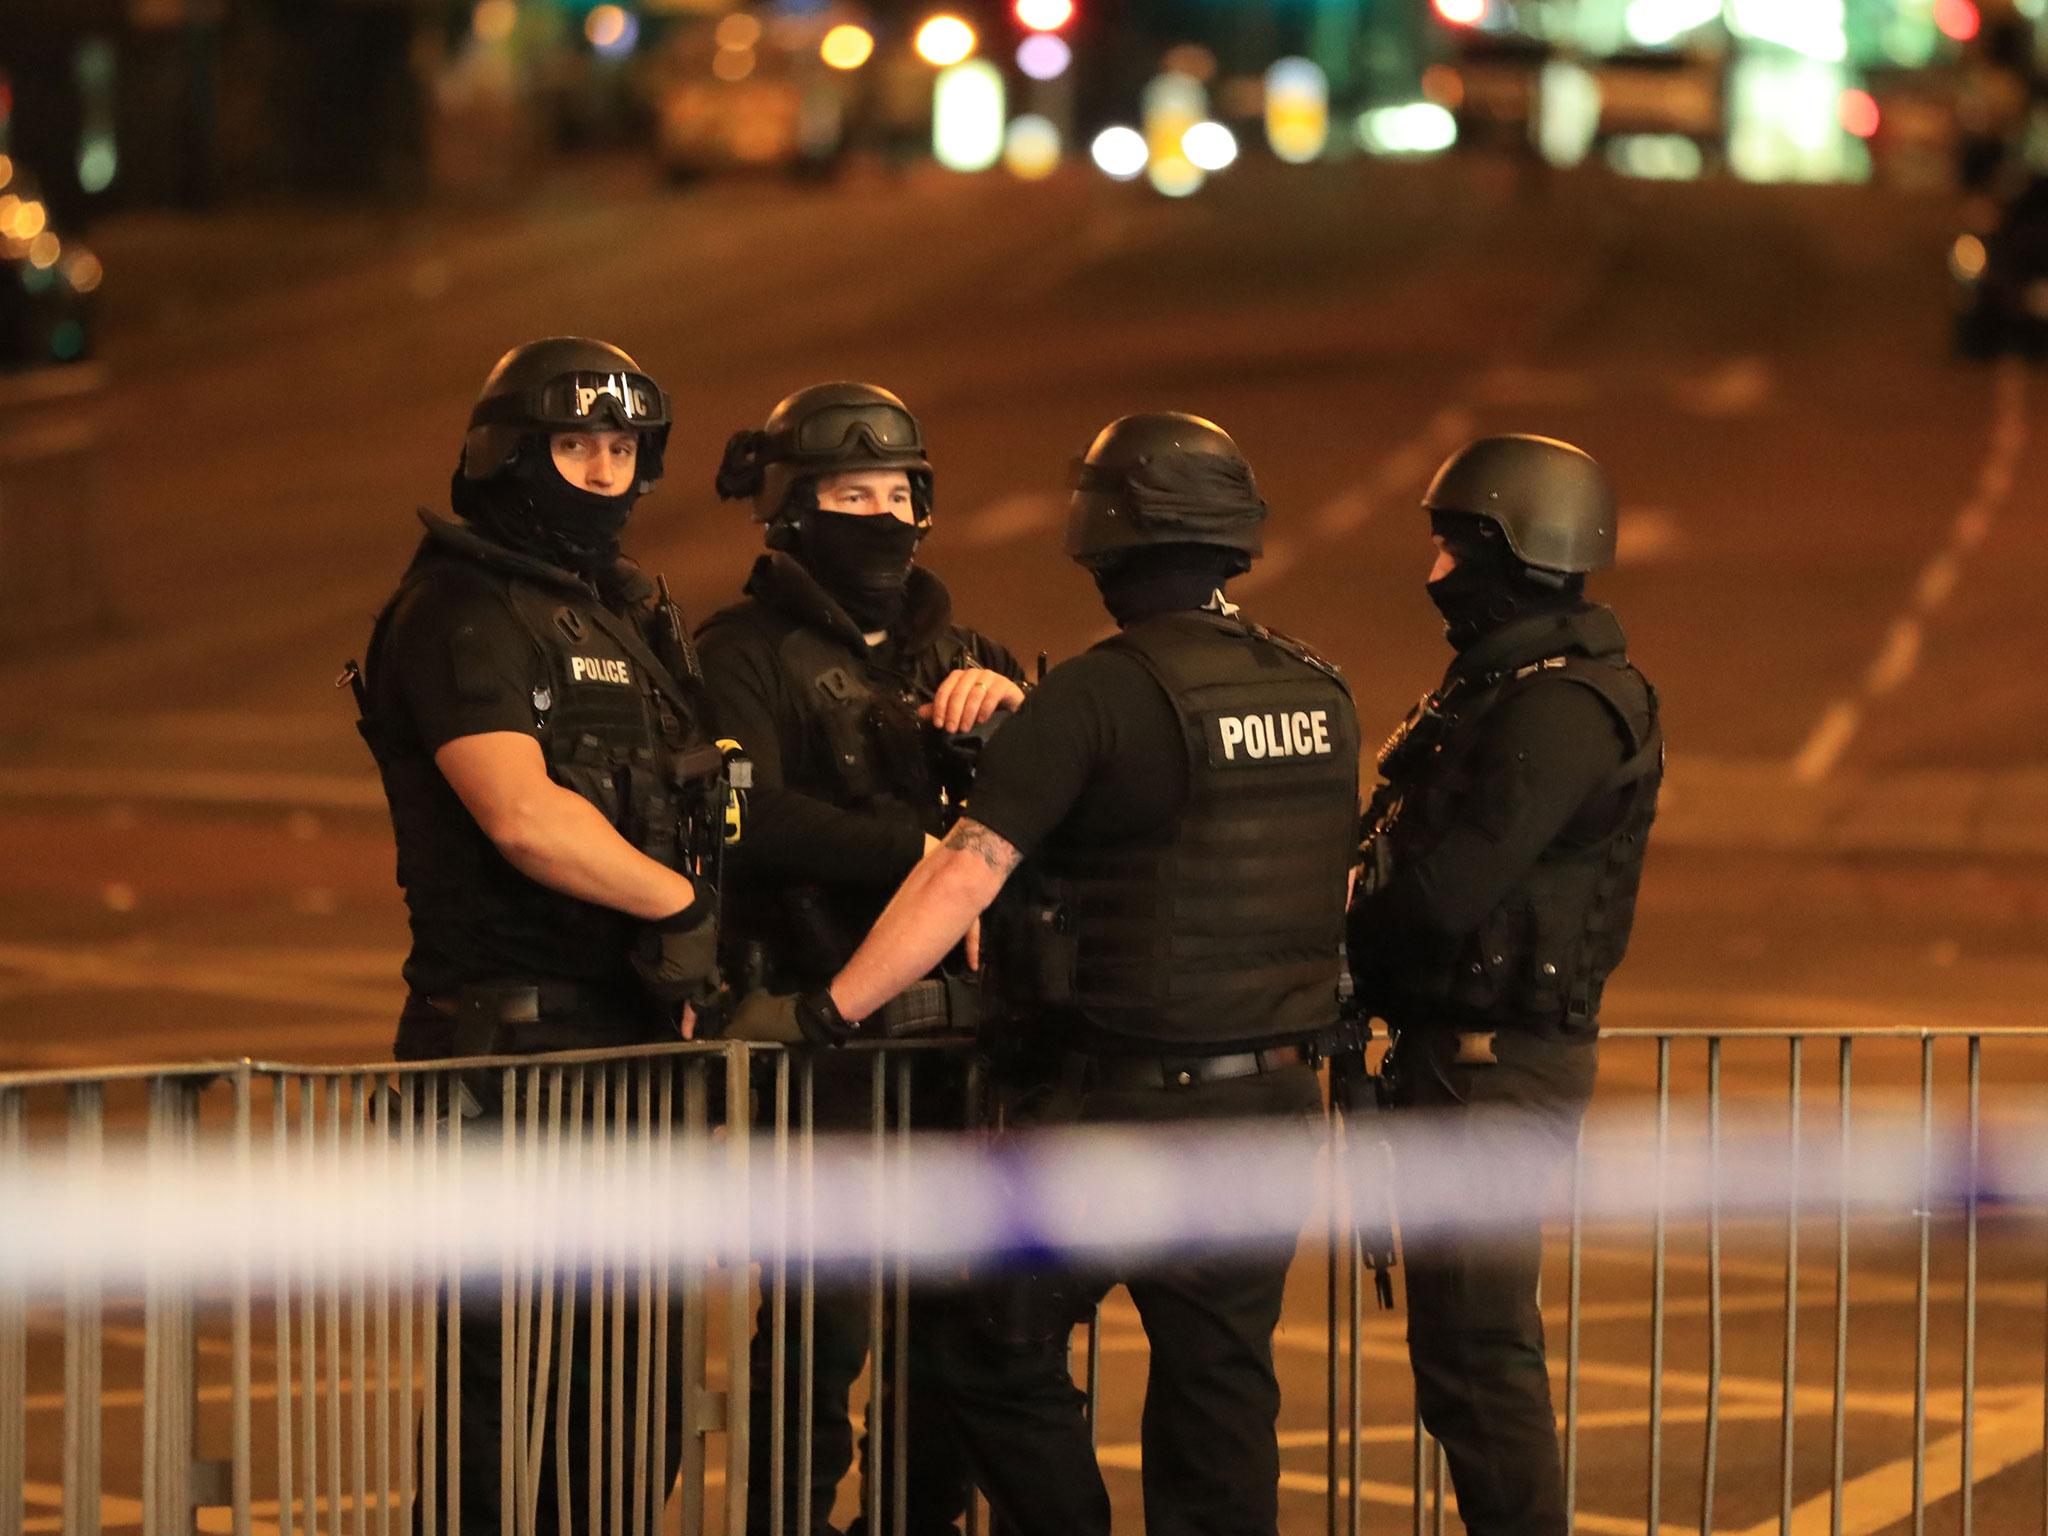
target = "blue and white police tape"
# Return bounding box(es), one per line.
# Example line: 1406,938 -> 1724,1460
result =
0,1104 -> 2028,1294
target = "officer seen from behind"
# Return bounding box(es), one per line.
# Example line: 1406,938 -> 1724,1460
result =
1348,435 -> 1662,1536
699,382 -> 1026,1536
785,413 -> 1360,1536
354,337 -> 724,1532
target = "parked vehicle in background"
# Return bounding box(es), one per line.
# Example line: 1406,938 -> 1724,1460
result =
1588,48 -> 1724,156
647,8 -> 858,181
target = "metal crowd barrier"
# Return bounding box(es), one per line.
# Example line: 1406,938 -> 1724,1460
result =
1,1027 -> 2045,1536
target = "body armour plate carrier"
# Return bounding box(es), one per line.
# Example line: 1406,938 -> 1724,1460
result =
991,611 -> 1361,1050
1382,641 -> 1661,1028
357,532 -> 727,970
774,623 -> 959,820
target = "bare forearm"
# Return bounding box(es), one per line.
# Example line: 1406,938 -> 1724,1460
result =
828,819 -> 1018,1020
495,784 -> 694,919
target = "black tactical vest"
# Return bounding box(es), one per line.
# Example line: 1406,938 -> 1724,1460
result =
357,514 -> 725,996
774,621 -> 959,825
1377,607 -> 1661,1027
996,611 -> 1361,1050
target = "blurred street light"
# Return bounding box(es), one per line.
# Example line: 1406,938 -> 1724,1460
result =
1433,0 -> 1487,25
1004,114 -> 1062,178
585,5 -> 639,56
1838,88 -> 1880,138
821,24 -> 876,70
1935,0 -> 1982,41
1181,121 -> 1238,172
934,60 -> 1005,170
1264,58 -> 1329,164
715,13 -> 763,50
916,15 -> 979,67
1017,33 -> 1072,80
1013,0 -> 1074,31
713,45 -> 756,80
1090,125 -> 1148,179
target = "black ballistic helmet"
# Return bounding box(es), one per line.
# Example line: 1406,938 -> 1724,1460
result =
1422,434 -> 1616,577
463,336 -> 673,490
717,382 -> 935,541
1065,412 -> 1266,571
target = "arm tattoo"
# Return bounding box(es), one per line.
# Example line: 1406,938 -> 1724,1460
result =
943,818 -> 1023,877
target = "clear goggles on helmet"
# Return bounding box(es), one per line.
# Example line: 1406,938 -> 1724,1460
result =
471,371 -> 672,432
770,402 -> 925,463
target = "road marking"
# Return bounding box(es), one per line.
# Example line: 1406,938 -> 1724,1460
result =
1863,617 -> 1923,697
1737,1397 -> 2046,1536
0,765 -> 384,810
1310,405 -> 1472,540
1615,507 -> 1686,566
1791,356 -> 2029,784
0,940 -> 394,1014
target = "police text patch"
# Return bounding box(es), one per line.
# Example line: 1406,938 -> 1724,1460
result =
1204,708 -> 1335,766
570,656 -> 633,686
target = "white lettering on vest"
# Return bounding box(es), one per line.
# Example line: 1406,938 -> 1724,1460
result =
570,656 -> 633,686
1211,708 -> 1335,765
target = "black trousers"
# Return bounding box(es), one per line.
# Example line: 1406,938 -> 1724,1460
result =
918,1061 -> 1324,1536
430,1271 -> 688,1536
397,1010 -> 689,1536
1386,1024 -> 1597,1536
747,1054 -> 971,1536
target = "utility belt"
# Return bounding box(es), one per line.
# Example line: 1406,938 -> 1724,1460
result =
418,981 -> 669,1057
874,974 -> 980,1039
1060,1042 -> 1309,1093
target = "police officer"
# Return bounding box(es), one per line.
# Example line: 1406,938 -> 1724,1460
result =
786,413 -> 1360,1536
1347,435 -> 1662,1536
354,337 -> 725,1533
699,382 -> 1026,1536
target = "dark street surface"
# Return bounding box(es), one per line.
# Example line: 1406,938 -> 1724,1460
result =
3,155 -> 2047,1532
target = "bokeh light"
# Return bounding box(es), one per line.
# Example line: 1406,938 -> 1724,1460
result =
820,24 -> 875,70
1147,156 -> 1204,198
473,0 -> 517,43
1181,121 -> 1238,172
1935,0 -> 1981,41
915,14 -> 977,67
1003,114 -> 1062,179
1090,125 -> 1148,180
713,45 -> 757,81
1012,0 -> 1073,31
1837,88 -> 1880,139
1015,33 -> 1072,81
584,5 -> 638,56
1264,57 -> 1329,164
64,250 -> 104,295
1433,0 -> 1487,24
714,12 -> 762,50
10,199 -> 48,241
27,232 -> 60,270
933,60 -> 1005,172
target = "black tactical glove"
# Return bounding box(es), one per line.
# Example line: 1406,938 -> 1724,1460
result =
720,988 -> 863,1046
630,891 -> 721,1008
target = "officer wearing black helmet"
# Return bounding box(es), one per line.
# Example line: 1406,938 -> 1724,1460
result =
697,382 -> 1025,1536
794,413 -> 1360,1536
353,337 -> 723,1532
1348,435 -> 1662,1536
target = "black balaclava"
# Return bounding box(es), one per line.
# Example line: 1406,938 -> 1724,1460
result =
1427,514 -> 1583,650
794,506 -> 924,633
454,439 -> 639,579
1092,544 -> 1243,629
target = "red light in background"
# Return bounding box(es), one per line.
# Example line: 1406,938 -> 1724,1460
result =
1839,89 -> 1881,139
1433,0 -> 1487,25
1936,0 -> 1981,42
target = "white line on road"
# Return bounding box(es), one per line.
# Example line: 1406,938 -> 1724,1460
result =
1791,356 -> 2029,784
